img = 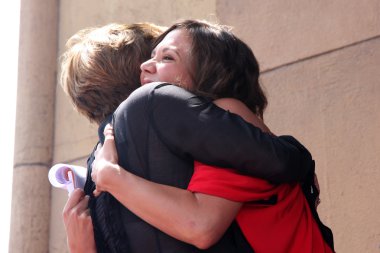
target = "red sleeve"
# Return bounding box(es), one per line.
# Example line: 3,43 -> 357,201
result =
188,161 -> 278,202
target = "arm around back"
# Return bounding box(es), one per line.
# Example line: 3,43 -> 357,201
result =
144,83 -> 312,183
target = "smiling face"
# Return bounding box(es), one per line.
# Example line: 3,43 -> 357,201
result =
140,29 -> 194,89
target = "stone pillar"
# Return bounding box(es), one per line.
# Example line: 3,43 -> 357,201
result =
9,0 -> 59,252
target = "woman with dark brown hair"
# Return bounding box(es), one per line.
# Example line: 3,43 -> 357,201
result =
91,20 -> 333,252
61,21 -> 321,253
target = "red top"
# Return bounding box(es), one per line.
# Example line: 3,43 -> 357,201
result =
188,161 -> 333,253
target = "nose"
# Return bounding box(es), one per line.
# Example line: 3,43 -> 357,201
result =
140,58 -> 156,74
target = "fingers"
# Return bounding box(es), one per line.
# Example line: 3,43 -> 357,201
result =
104,124 -> 114,140
63,191 -> 91,222
81,208 -> 92,220
102,128 -> 117,157
91,123 -> 118,195
93,188 -> 102,197
90,165 -> 102,197
314,173 -> 320,194
104,123 -> 113,133
75,195 -> 90,212
94,142 -> 102,158
91,163 -> 97,180
63,189 -> 85,214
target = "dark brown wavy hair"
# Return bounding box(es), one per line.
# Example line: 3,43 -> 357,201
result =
153,19 -> 267,119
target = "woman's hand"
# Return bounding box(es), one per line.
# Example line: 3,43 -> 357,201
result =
91,124 -> 121,196
62,189 -> 97,253
314,173 -> 321,208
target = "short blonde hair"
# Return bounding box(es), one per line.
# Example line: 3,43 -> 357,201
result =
60,23 -> 164,124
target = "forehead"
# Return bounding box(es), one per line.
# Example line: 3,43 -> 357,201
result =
155,29 -> 191,51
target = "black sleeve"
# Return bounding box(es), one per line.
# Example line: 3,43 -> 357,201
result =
137,82 -> 312,183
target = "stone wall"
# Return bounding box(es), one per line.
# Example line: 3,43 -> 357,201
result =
11,0 -> 379,252
9,0 -> 58,252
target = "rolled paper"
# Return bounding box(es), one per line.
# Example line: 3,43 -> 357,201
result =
48,163 -> 87,195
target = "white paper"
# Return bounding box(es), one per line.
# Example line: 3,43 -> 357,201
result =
48,163 -> 87,195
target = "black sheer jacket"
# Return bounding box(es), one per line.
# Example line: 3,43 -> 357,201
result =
84,83 -> 331,253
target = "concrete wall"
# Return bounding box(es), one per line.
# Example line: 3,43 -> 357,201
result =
9,0 -> 58,252
12,0 -> 379,252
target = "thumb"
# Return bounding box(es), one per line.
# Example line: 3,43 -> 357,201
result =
94,142 -> 102,158
101,131 -> 118,164
103,124 -> 114,139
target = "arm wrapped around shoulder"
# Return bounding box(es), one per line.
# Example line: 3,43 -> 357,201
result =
147,84 -> 313,184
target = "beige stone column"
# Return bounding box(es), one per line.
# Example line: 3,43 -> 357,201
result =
9,0 -> 59,252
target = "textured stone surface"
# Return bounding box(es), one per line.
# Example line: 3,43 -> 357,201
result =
262,37 -> 380,253
43,1 -> 380,253
10,0 -> 58,252
53,89 -> 98,164
13,0 -> 58,165
58,0 -> 217,51
9,166 -> 51,253
216,0 -> 380,71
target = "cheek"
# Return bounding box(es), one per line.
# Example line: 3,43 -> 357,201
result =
159,67 -> 179,83
160,70 -> 176,83
180,68 -> 194,89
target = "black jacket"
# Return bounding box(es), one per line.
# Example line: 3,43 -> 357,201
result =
84,82 -> 324,253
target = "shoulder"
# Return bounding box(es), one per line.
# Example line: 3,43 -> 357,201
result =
213,98 -> 271,133
145,82 -> 197,102
213,98 -> 244,111
114,82 -> 168,113
120,82 -> 196,105
136,82 -> 210,109
114,82 -> 212,120
112,82 -> 189,118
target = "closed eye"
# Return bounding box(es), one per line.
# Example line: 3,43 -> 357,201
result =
162,55 -> 174,61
